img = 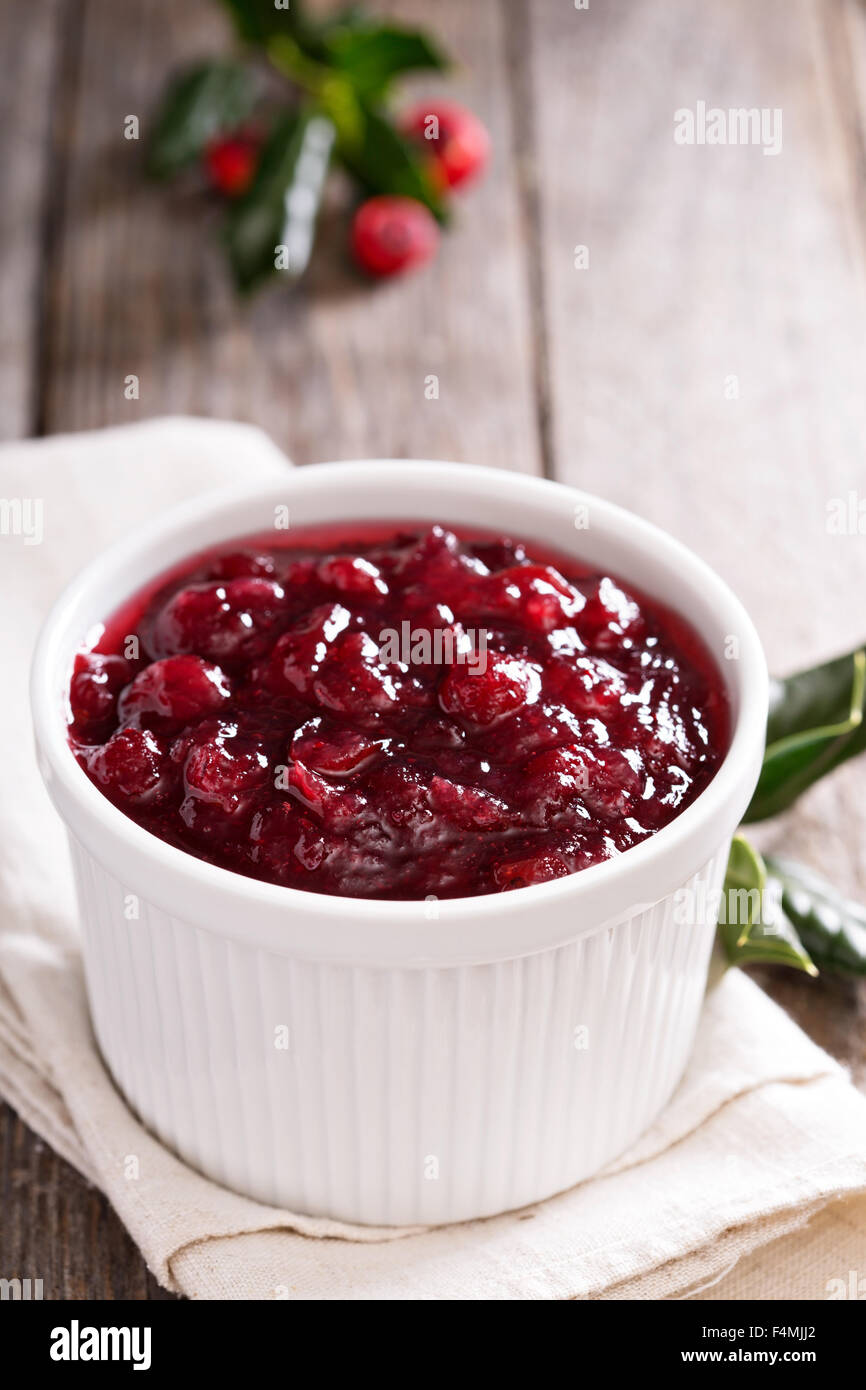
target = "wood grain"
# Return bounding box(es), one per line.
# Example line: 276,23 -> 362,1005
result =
0,1102 -> 175,1299
525,0 -> 866,933
39,0 -> 540,471
0,0 -> 63,439
527,0 -> 866,669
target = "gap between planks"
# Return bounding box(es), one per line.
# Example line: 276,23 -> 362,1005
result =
502,0 -> 556,481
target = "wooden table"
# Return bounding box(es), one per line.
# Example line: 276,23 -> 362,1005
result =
2,0 -> 865,1299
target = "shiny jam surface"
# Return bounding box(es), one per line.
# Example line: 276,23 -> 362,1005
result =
67,522 -> 729,900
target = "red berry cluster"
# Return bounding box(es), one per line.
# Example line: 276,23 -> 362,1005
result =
350,102 -> 490,278
69,525 -> 728,901
205,101 -> 490,279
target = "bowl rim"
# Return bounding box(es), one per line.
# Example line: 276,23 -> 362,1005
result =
30,459 -> 768,965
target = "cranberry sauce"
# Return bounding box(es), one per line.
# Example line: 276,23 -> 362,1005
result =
67,523 -> 729,900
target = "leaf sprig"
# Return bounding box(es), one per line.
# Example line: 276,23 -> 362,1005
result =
745,646 -> 866,823
147,0 -> 454,291
722,642 -> 866,977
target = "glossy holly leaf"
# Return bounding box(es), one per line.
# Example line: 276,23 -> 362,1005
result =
765,856 -> 866,977
322,24 -> 449,96
744,646 -> 866,822
219,0 -> 310,46
147,61 -> 258,178
718,836 -> 817,975
337,101 -> 447,220
224,110 -> 335,293
219,0 -> 368,58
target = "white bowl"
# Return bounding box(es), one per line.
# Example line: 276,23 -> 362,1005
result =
31,461 -> 767,1225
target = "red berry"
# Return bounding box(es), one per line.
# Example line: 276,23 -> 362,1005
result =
151,578 -> 286,662
69,652 -> 131,728
204,133 -> 260,197
205,550 -> 276,581
316,554 -> 388,597
396,525 -> 487,601
351,196 -> 440,278
285,760 -> 366,826
290,718 -> 388,776
576,576 -> 646,652
249,803 -> 335,882
493,853 -> 570,891
183,726 -> 269,812
476,564 -> 585,633
545,654 -> 627,717
428,775 -> 511,831
314,631 -> 402,715
261,603 -> 352,698
87,727 -> 169,805
522,745 -> 638,824
439,654 -> 540,726
367,764 -> 433,831
401,100 -> 490,191
117,655 -> 231,725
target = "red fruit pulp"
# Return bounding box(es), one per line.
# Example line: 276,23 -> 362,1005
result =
68,522 -> 729,901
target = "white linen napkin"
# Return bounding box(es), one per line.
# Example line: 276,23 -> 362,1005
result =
2,417 -> 865,1300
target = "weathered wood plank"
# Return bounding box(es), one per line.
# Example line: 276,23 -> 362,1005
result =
42,0 -> 540,471
0,1103 -> 176,1299
526,0 -> 866,1073
527,0 -> 866,668
0,0 -> 63,438
38,0 -> 228,438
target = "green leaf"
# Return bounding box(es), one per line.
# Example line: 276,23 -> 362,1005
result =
224,109 -> 335,293
337,101 -> 447,221
266,33 -> 365,148
764,856 -> 866,977
220,0 -> 363,59
219,0 -> 311,47
744,646 -> 866,822
718,835 -> 817,975
147,61 -> 258,178
322,23 -> 450,97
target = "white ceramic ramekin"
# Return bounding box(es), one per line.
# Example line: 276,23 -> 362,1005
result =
31,462 -> 767,1226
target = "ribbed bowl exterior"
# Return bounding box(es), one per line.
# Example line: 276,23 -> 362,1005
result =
34,465 -> 766,1227
70,834 -> 727,1227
